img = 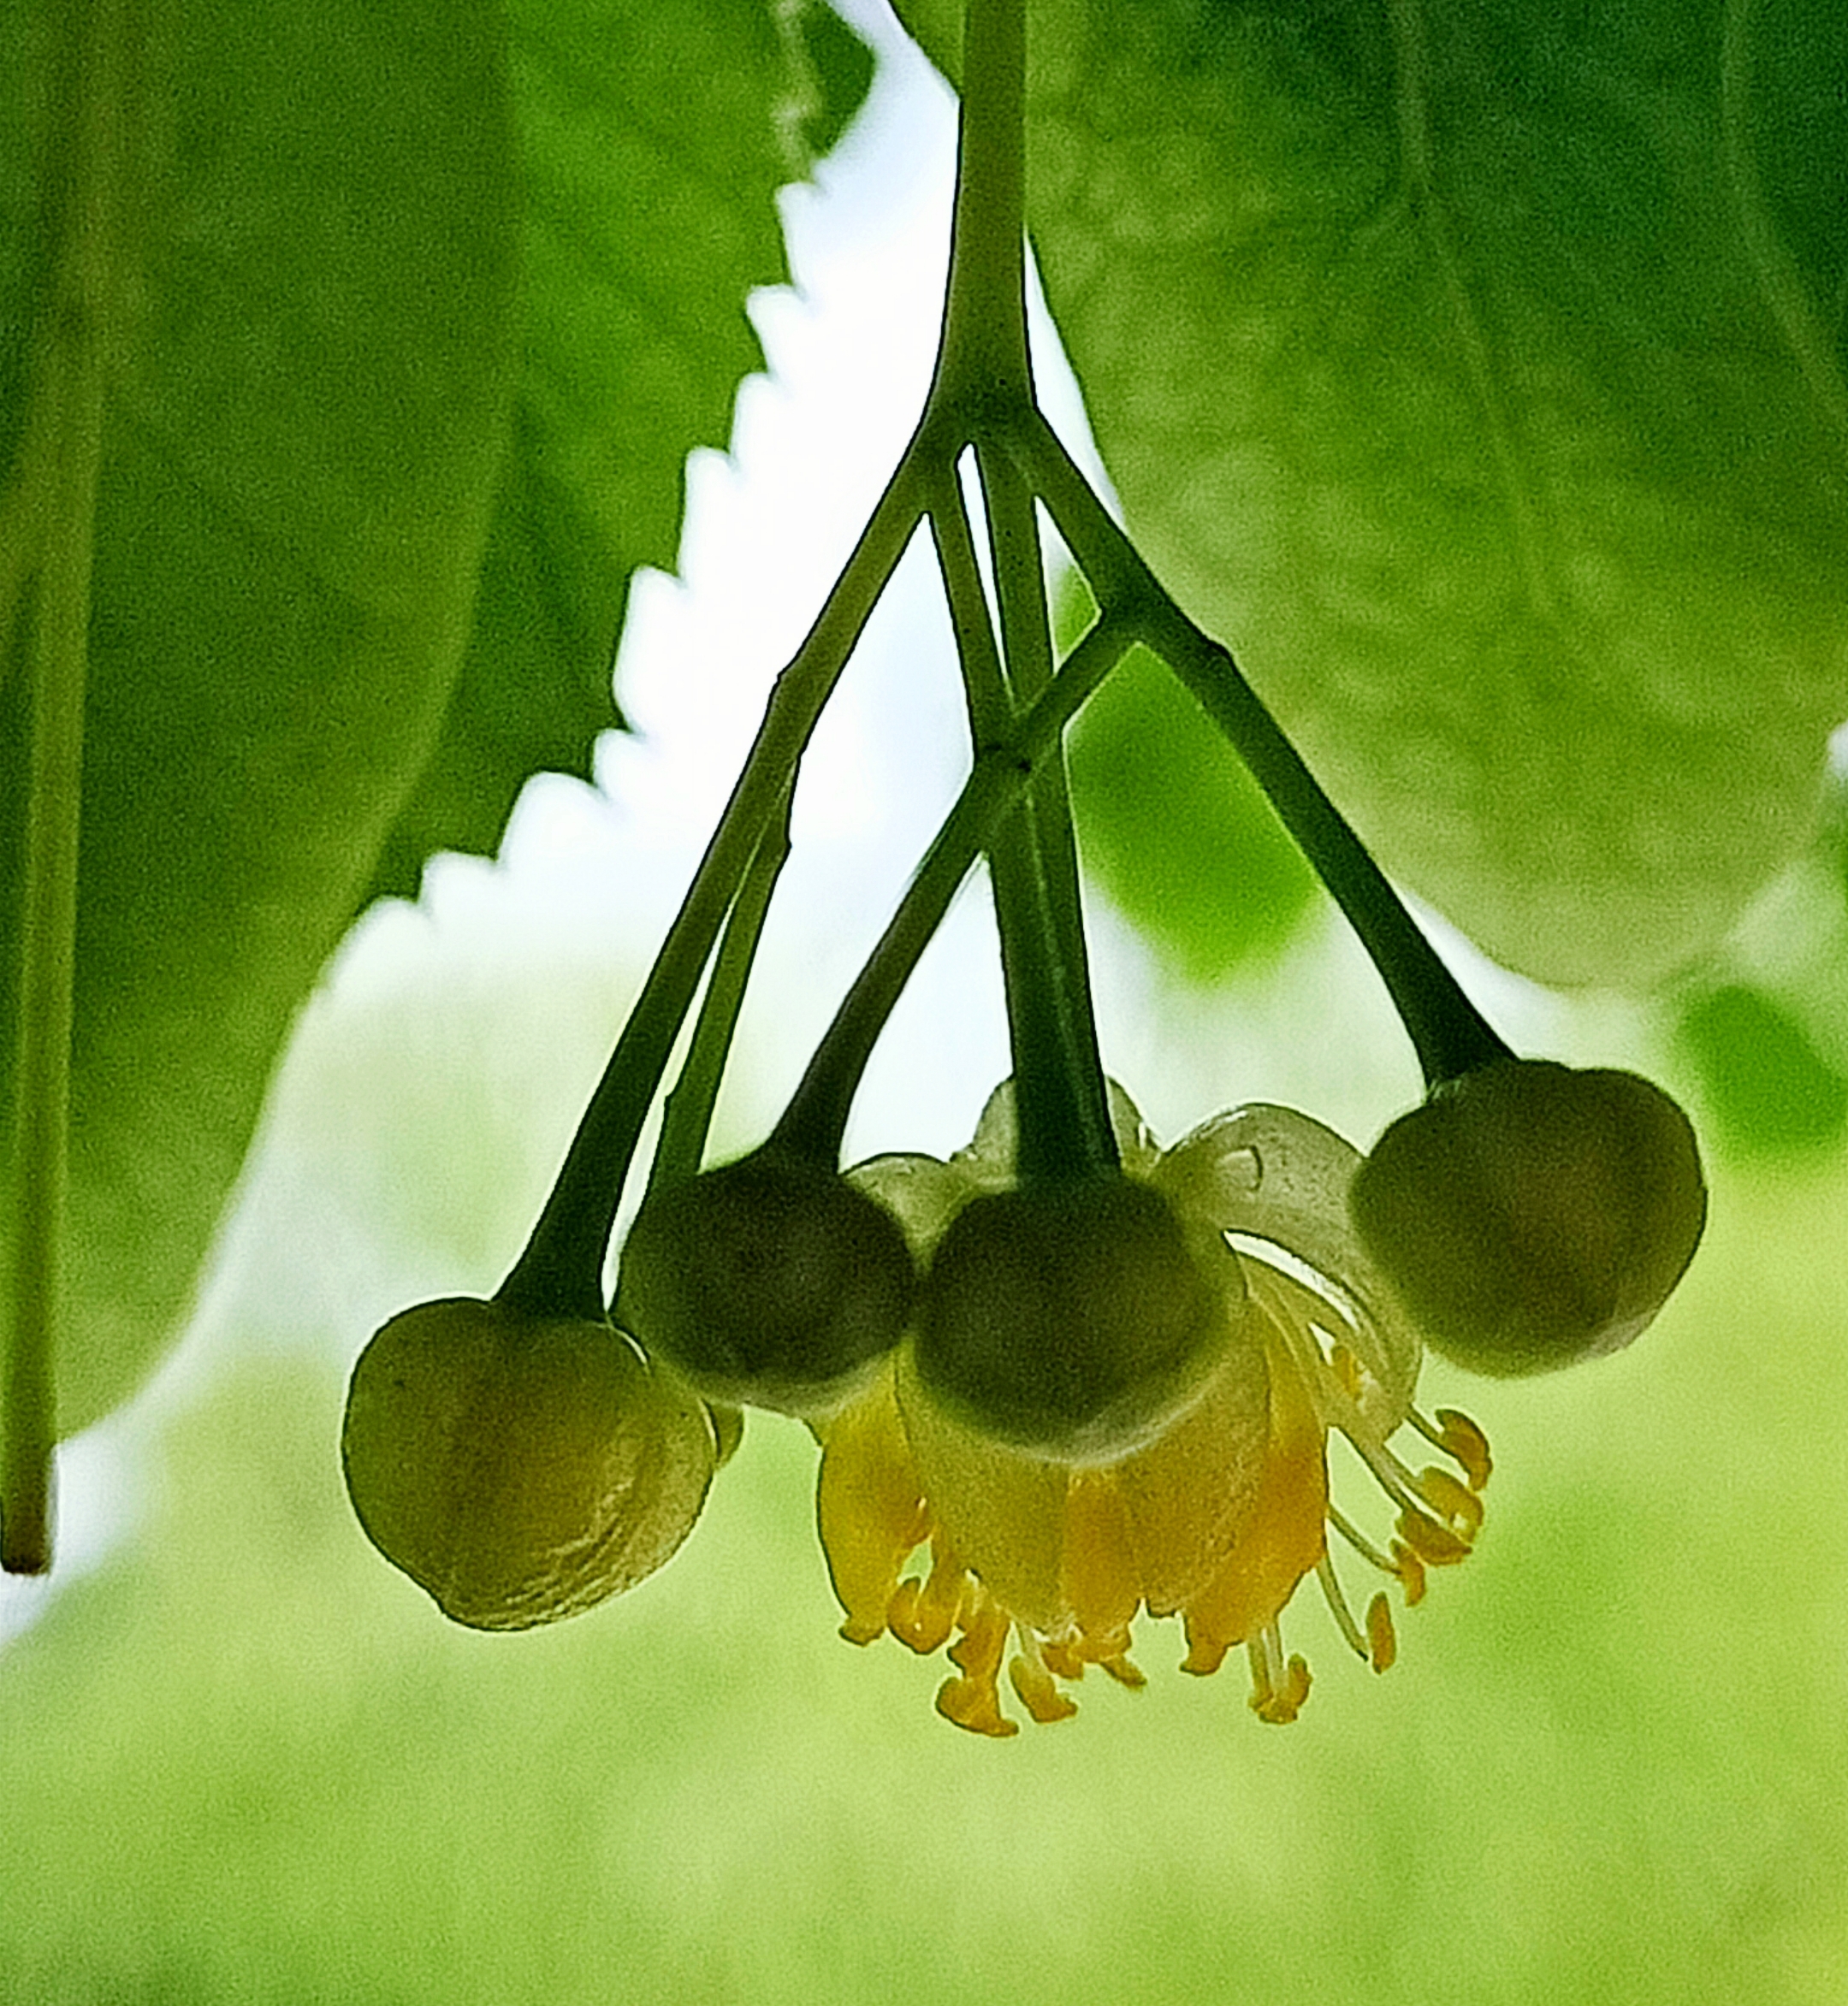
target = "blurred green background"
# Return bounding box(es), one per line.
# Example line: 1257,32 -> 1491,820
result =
2,850 -> 1844,2006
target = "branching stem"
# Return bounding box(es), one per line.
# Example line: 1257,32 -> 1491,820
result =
500,0 -> 1507,1336
1010,408 -> 1512,1088
774,613 -> 1131,1163
497,454 -> 930,1320
651,780 -> 795,1192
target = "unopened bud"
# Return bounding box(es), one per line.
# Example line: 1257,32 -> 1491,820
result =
912,1176 -> 1239,1460
1349,1061 -> 1707,1376
618,1151 -> 915,1418
341,1297 -> 715,1629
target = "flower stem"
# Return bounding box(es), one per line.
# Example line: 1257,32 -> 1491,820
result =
650,779 -> 794,1190
925,0 -> 1115,1181
774,612 -> 1131,1165
976,442 -> 1116,1179
928,473 -> 1115,1179
497,454 -> 930,1322
1012,408 -> 1512,1089
927,0 -> 1030,417
3,0 -> 123,1573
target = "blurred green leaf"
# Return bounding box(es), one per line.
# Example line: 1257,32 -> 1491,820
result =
0,0 -> 521,1437
791,0 -> 880,163
2,0 -> 874,1451
1674,981 -> 1848,1157
905,0 -> 1848,989
1069,642 -> 1317,981
369,0 -> 876,895
1058,569 -> 1318,981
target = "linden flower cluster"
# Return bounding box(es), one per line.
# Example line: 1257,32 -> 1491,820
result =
336,0 -> 1708,1749
817,1082 -> 1489,1736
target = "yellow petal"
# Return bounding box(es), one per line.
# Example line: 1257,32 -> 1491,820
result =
815,1366 -> 928,1644
1182,1326 -> 1328,1663
1115,1312 -> 1271,1617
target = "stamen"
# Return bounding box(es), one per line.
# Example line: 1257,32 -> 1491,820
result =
1040,1633 -> 1086,1681
1246,1624 -> 1311,1724
1415,1465 -> 1484,1541
1330,1342 -> 1365,1404
1009,1631 -> 1079,1724
936,1595 -> 1016,1737
1246,1634 -> 1274,1716
1181,1629 -> 1232,1677
1436,1408 -> 1493,1491
888,1538 -> 967,1654
1389,1541 -> 1428,1606
1346,1429 -> 1462,1541
1313,1551 -> 1370,1660
1276,1654 -> 1312,1719
1395,1507 -> 1472,1566
1365,1592 -> 1397,1672
1098,1651 -> 1147,1690
1326,1503 -> 1401,1576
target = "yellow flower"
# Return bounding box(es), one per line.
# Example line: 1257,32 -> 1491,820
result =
815,1084 -> 1490,1736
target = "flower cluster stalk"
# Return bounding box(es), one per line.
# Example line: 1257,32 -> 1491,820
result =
651,779 -> 796,1192
497,454 -> 930,1321
3,0 -> 126,1574
775,612 -> 1131,1164
502,0 -> 1513,1338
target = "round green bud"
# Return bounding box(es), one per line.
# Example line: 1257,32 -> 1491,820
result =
341,1297 -> 715,1630
912,1176 -> 1236,1461
617,1151 -> 915,1418
1349,1061 -> 1707,1376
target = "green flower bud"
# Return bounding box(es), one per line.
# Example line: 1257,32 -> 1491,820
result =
341,1297 -> 716,1630
911,1175 -> 1243,1461
1349,1061 -> 1707,1376
617,1151 -> 915,1418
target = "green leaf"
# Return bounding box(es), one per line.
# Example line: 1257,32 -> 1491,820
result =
369,0 -> 877,896
909,0 -> 1848,989
1674,981 -> 1848,1157
0,0 -> 521,1437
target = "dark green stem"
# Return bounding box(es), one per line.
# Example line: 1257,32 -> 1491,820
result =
4,0 -> 124,1574
774,613 -> 1131,1164
927,466 -> 1116,1180
975,441 -> 1115,1177
1011,408 -> 1512,1090
651,780 -> 794,1190
927,0 -> 1030,416
497,453 -> 930,1321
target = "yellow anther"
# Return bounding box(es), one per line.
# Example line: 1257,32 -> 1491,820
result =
1040,1636 -> 1085,1681
1365,1591 -> 1397,1672
937,1599 -> 1016,1736
1098,1651 -> 1147,1690
1253,1652 -> 1311,1724
1181,1630 -> 1233,1677
1418,1465 -> 1484,1540
1395,1508 -> 1472,1566
1009,1653 -> 1079,1725
1435,1408 -> 1493,1490
1390,1541 -> 1428,1606
888,1541 -> 965,1654
1282,1654 -> 1311,1712
937,1675 -> 1018,1737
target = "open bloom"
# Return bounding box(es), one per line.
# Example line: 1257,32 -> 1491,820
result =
815,1084 -> 1490,1736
